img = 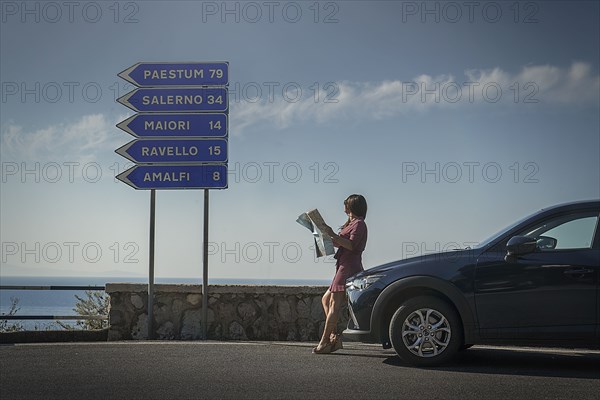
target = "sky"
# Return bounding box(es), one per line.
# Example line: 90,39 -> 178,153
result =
1,0 -> 599,282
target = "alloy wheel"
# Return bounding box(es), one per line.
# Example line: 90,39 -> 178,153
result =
401,307 -> 452,358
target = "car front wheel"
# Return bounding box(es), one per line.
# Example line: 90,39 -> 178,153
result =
389,296 -> 462,367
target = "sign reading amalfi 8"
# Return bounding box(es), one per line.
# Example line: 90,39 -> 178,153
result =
115,61 -> 229,190
117,164 -> 227,190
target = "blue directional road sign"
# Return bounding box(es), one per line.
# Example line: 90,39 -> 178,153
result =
118,62 -> 229,87
116,164 -> 228,190
117,87 -> 228,113
115,138 -> 227,164
117,113 -> 227,138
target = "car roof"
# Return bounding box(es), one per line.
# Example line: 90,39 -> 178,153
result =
538,199 -> 600,214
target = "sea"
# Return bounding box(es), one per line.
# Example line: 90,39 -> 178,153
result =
0,276 -> 330,331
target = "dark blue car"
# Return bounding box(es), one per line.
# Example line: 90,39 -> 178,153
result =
343,200 -> 600,366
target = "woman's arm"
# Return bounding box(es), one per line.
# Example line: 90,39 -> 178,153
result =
331,233 -> 353,251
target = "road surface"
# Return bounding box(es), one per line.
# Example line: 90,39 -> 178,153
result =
1,341 -> 598,399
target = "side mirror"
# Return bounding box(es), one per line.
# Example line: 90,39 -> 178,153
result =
506,235 -> 537,257
536,236 -> 557,250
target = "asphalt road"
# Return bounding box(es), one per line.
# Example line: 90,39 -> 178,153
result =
1,341 -> 598,399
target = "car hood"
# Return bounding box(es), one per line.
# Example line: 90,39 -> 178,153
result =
356,248 -> 481,278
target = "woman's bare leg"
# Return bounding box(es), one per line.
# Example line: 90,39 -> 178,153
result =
317,291 -> 345,348
321,290 -> 331,318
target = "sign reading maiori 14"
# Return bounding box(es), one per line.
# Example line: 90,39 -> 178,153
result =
115,61 -> 229,190
117,113 -> 227,138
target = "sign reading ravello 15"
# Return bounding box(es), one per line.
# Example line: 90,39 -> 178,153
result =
116,62 -> 229,190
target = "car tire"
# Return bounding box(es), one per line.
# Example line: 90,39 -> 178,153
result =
389,296 -> 462,367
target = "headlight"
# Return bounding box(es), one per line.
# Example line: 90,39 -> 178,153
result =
347,274 -> 384,291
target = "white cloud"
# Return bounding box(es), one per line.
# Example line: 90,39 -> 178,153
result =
2,63 -> 597,152
537,61 -> 600,104
1,113 -> 121,163
231,62 -> 599,135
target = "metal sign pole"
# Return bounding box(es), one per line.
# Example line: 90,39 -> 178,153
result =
148,189 -> 156,340
115,62 -> 229,341
202,189 -> 209,339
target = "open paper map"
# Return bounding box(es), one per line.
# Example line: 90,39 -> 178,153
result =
296,208 -> 335,258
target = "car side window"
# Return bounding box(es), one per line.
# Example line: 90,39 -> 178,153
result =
523,214 -> 599,250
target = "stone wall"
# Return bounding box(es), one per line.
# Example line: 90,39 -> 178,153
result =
106,284 -> 348,341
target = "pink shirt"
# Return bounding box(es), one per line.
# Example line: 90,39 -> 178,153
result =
334,217 -> 368,271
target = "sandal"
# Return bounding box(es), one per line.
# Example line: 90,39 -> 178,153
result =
331,334 -> 343,352
312,342 -> 334,354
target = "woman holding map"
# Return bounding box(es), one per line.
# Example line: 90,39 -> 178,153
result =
313,194 -> 368,354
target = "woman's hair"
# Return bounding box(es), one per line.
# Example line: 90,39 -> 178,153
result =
342,194 -> 367,227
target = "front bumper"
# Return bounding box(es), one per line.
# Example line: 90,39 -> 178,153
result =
344,281 -> 384,343
343,296 -> 377,342
341,327 -> 378,343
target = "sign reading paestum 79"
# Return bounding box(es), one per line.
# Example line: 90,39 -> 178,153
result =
118,62 -> 229,87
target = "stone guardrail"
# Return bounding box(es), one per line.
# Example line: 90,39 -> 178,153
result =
106,284 -> 348,342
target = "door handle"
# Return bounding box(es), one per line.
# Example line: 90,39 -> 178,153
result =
564,268 -> 594,276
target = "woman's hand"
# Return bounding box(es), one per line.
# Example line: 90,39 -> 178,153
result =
322,224 -> 352,250
321,224 -> 336,238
